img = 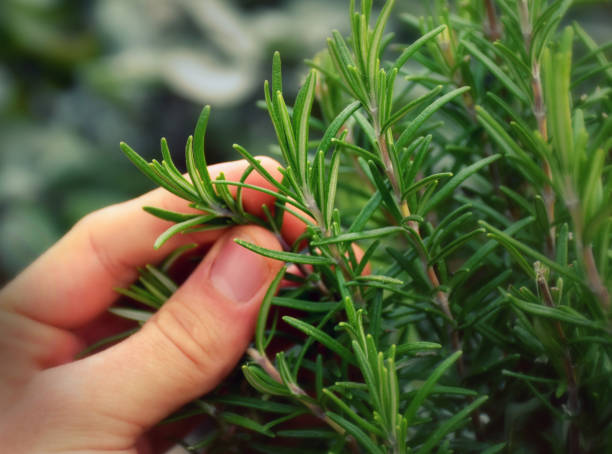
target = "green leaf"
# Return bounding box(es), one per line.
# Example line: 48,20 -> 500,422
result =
243,364 -> 290,397
461,39 -> 528,104
272,297 -> 340,312
154,214 -> 217,249
76,328 -> 138,358
429,228 -> 485,265
211,395 -> 296,414
256,266 -> 287,354
423,154 -> 501,215
192,106 -> 216,197
383,85 -> 443,131
416,396 -> 488,454
354,275 -> 404,286
481,443 -> 507,454
396,86 -> 470,150
120,142 -> 161,185
144,264 -> 178,294
160,137 -> 182,177
505,292 -> 606,331
282,316 -> 354,363
235,239 -> 334,265
367,160 -> 403,220
152,158 -> 198,201
404,350 -> 462,426
312,226 -> 403,245
395,341 -> 441,355
402,172 -> 452,200
403,135 -> 432,188
325,148 -> 341,229
265,80 -> 292,168
276,429 -> 336,438
276,91 -> 299,176
318,101 -> 361,155
293,70 -> 317,179
322,387 -> 377,433
108,307 -> 152,323
476,106 -> 546,183
222,412 -> 275,438
479,220 -> 582,284
394,25 -> 447,71
114,286 -> 162,309
272,51 -> 283,98
142,206 -> 200,223
326,412 -> 385,454
367,0 -> 395,89
349,191 -> 383,232
211,180 -> 309,214
542,27 -> 574,172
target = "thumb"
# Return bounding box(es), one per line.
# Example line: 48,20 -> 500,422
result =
57,225 -> 283,434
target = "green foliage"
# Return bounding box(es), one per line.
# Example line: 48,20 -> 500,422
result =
113,1 -> 611,452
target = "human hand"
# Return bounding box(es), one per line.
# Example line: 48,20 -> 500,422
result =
0,157 -> 303,453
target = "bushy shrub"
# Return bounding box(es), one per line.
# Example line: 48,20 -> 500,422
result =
109,1 -> 611,452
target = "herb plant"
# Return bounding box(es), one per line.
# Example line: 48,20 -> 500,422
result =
106,1 -> 611,452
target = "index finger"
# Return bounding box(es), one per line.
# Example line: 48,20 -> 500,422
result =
0,157 -> 306,328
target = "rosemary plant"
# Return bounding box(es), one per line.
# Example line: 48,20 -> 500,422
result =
105,1 -> 611,452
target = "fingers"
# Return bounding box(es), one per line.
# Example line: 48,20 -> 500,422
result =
0,309 -> 82,405
39,226 -> 284,444
1,157 -> 305,329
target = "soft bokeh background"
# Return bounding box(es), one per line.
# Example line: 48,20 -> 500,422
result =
0,0 -> 609,284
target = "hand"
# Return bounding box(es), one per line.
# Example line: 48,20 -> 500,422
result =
0,157 -> 303,453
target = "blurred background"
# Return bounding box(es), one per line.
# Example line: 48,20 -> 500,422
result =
0,0 -> 609,284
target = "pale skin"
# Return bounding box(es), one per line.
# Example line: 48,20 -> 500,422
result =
0,157 -> 306,454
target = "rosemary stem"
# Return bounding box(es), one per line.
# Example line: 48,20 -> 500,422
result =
520,0 -> 557,254
535,268 -> 581,454
247,348 -> 348,437
484,0 -> 501,41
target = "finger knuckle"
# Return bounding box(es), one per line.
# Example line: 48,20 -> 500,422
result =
150,302 -> 223,378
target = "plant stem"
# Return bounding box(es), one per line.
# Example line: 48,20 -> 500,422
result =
535,266 -> 581,453
247,348 -> 348,436
400,200 -> 465,369
372,96 -> 463,358
484,0 -> 501,41
276,230 -> 330,296
375,105 -> 465,377
565,183 -> 610,311
519,0 -> 556,254
583,245 -> 610,310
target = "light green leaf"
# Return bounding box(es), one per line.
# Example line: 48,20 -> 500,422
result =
235,239 -> 334,265
394,25 -> 447,71
242,365 -> 290,396
192,106 -> 216,197
312,226 -> 403,245
154,214 -> 217,250
318,101 -> 361,155
108,307 -> 152,323
396,86 -> 470,149
326,412 -> 385,454
282,316 -> 354,363
256,266 -> 287,354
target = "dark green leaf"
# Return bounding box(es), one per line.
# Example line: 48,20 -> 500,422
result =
423,154 -> 501,215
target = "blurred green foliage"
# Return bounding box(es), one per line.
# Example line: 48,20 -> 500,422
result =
0,0 -> 352,281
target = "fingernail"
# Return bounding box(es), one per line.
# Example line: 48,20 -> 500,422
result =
210,234 -> 269,303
